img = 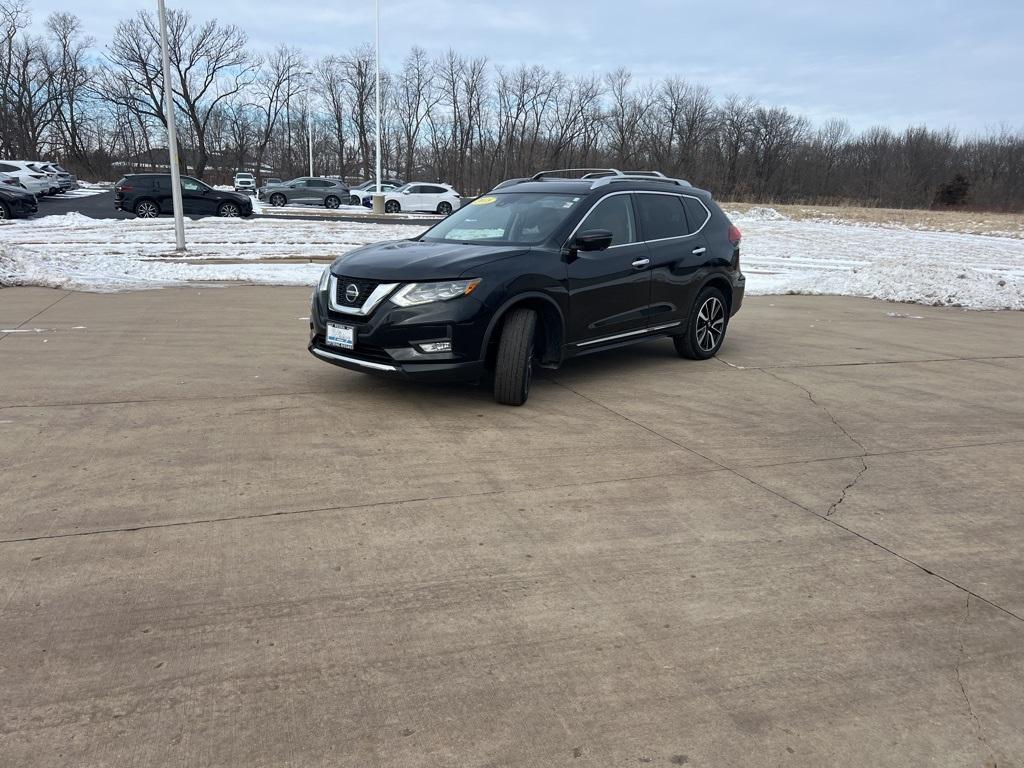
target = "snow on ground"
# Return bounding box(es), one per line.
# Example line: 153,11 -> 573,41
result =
1,208 -> 1022,309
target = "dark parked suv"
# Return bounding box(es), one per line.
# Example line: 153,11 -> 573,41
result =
114,174 -> 253,218
309,169 -> 744,405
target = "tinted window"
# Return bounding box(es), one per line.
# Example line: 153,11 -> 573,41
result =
683,196 -> 710,232
580,195 -> 637,246
424,185 -> 448,194
181,178 -> 207,192
0,163 -> 17,172
310,180 -> 332,188
636,194 -> 689,241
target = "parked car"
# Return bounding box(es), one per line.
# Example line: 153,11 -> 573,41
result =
234,172 -> 256,194
353,183 -> 400,208
258,177 -> 350,209
308,168 -> 745,405
0,184 -> 38,219
29,162 -> 76,192
384,183 -> 462,215
348,178 -> 404,205
17,161 -> 62,194
0,161 -> 51,197
114,174 -> 254,218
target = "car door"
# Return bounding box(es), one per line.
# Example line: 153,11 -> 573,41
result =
636,192 -> 709,329
402,185 -> 426,211
180,177 -> 215,215
565,192 -> 653,346
287,179 -> 311,204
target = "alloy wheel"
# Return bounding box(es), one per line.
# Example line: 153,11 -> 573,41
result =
270,194 -> 286,207
0,203 -> 9,219
219,203 -> 240,217
695,296 -> 725,353
136,201 -> 159,218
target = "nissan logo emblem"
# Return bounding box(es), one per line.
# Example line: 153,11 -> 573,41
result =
344,283 -> 360,303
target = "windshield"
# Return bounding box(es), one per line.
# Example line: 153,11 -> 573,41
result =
421,193 -> 585,246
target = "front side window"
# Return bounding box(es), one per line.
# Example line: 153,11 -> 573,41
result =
578,194 -> 637,246
421,193 -> 584,246
635,194 -> 689,241
181,177 -> 205,192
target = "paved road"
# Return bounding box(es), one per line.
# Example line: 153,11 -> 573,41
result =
34,189 -> 432,226
1,289 -> 1023,767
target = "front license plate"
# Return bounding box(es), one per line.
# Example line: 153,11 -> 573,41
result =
326,323 -> 355,350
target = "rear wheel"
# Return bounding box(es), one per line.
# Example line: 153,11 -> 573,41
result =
674,286 -> 728,360
134,200 -> 160,219
349,194 -> 361,206
437,201 -> 453,216
217,202 -> 241,217
270,193 -> 286,207
384,200 -> 401,214
324,195 -> 341,209
493,308 -> 537,406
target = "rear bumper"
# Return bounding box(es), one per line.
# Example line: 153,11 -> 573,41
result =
730,274 -> 745,316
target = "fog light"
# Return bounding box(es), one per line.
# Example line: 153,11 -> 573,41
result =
417,341 -> 452,353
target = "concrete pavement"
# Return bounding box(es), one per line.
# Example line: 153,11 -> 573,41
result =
1,287 -> 1023,767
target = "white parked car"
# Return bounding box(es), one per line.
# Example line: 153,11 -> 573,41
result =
0,161 -> 51,197
384,183 -> 462,215
233,172 -> 256,194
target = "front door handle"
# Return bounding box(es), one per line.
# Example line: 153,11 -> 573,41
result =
631,258 -> 650,269
692,247 -> 707,255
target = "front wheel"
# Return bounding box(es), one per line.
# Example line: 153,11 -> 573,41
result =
674,286 -> 729,360
134,200 -> 160,219
493,308 -> 537,406
269,193 -> 286,207
437,201 -> 453,216
384,200 -> 401,214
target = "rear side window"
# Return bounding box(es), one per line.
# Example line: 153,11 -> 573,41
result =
424,185 -> 448,194
0,163 -> 17,172
682,196 -> 710,232
635,194 -> 689,241
581,195 -> 637,245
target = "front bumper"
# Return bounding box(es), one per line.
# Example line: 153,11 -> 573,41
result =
308,283 -> 490,383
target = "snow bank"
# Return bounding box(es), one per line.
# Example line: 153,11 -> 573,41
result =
1,211 -> 1022,309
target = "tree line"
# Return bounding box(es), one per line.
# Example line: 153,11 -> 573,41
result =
2,0 -> 1023,211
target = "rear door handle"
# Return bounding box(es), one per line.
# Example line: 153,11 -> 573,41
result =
631,258 -> 650,269
692,247 -> 707,255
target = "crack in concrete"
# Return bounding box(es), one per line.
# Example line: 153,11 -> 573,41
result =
955,595 -> 999,767
0,291 -> 72,344
762,369 -> 870,518
546,373 -> 1024,629
717,354 -> 1024,371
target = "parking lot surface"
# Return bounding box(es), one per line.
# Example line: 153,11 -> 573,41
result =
1,287 -> 1023,767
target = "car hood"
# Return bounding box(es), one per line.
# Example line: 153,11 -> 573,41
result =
331,239 -> 526,281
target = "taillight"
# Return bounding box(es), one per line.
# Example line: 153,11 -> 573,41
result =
728,225 -> 742,245
117,185 -> 133,193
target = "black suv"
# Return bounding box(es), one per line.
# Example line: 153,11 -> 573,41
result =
114,174 -> 253,218
309,169 -> 744,405
0,184 -> 38,219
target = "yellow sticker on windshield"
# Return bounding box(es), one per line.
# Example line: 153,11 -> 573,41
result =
471,196 -> 497,206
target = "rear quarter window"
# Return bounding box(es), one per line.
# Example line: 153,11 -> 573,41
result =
682,196 -> 711,232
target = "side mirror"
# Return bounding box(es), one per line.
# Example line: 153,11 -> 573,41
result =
574,229 -> 614,252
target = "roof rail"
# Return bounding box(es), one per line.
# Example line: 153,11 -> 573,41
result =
589,174 -> 692,189
531,168 -> 621,181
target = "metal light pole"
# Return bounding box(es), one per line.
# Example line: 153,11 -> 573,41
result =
371,0 -> 384,214
303,70 -> 314,177
157,0 -> 185,252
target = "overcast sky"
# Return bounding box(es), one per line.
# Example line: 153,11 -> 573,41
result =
22,0 -> 1024,133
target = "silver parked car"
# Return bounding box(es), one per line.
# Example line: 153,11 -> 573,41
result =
259,177 -> 350,209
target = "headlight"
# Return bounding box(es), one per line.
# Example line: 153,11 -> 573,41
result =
392,279 -> 481,307
318,267 -> 332,291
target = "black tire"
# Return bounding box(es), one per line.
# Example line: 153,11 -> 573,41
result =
324,195 -> 341,209
217,202 -> 241,217
437,201 -> 453,216
349,194 -> 361,206
674,286 -> 729,360
0,201 -> 10,220
134,199 -> 160,218
270,193 -> 286,207
384,200 -> 401,214
493,308 -> 537,406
